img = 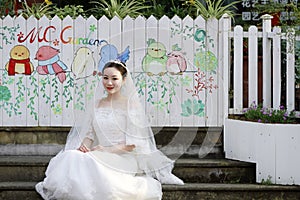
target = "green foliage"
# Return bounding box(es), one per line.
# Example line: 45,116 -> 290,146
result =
144,3 -> 165,18
0,0 -> 15,17
261,175 -> 273,185
20,1 -> 54,19
50,5 -> 86,19
19,1 -> 86,19
296,41 -> 300,85
186,0 -> 241,20
253,1 -> 300,32
0,0 -> 242,20
88,0 -> 150,19
243,102 -> 297,123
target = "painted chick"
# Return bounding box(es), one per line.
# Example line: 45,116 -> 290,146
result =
142,39 -> 167,76
71,47 -> 96,79
36,46 -> 68,83
5,45 -> 34,75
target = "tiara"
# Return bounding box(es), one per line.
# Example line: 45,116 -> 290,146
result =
109,60 -> 126,68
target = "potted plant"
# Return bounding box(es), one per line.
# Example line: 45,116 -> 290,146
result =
225,102 -> 300,185
88,0 -> 150,19
185,0 -> 241,20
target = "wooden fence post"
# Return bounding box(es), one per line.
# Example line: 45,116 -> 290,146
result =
220,14 -> 231,121
262,14 -> 272,107
286,28 -> 296,112
272,27 -> 282,110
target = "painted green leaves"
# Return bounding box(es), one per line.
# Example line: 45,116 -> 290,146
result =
181,98 -> 205,117
0,85 -> 11,101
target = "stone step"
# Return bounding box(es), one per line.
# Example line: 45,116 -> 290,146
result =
1,182 -> 300,200
0,127 -> 222,146
0,127 -> 224,158
174,158 -> 255,183
162,183 -> 300,200
0,144 -> 223,159
0,156 -> 255,183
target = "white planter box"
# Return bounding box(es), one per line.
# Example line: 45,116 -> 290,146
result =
224,118 -> 300,185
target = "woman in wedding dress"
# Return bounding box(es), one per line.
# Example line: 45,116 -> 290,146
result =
36,60 -> 183,200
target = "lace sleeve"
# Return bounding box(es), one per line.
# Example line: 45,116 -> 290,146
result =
85,121 -> 95,141
125,110 -> 158,155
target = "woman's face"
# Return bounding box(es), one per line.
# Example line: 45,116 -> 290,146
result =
102,67 -> 124,95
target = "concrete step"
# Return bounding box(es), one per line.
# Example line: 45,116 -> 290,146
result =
0,127 -> 222,145
0,156 -> 255,183
0,127 -> 224,158
174,158 -> 255,183
1,182 -> 300,200
0,144 -> 223,159
163,183 -> 300,200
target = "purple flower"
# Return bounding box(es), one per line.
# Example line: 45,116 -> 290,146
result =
263,111 -> 267,115
258,119 -> 262,123
280,105 -> 285,110
284,112 -> 289,117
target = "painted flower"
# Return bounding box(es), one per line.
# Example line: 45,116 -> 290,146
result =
138,79 -> 146,89
194,51 -> 218,72
89,24 -> 97,32
52,104 -> 62,115
45,0 -> 52,5
153,99 -> 166,110
17,32 -> 24,39
52,39 -> 59,46
194,29 -> 206,42
181,98 -> 205,117
180,76 -> 192,87
0,85 -> 12,101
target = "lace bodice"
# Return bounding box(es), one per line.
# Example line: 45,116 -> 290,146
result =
91,107 -> 127,146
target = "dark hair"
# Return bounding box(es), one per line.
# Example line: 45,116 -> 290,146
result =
102,61 -> 127,78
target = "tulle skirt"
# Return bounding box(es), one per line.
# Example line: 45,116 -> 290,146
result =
35,150 -> 162,200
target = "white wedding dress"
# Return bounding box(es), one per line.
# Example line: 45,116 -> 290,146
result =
36,107 -> 182,200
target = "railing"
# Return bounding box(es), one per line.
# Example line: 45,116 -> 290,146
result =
221,14 -> 300,118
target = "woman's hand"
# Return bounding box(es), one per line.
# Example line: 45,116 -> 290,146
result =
122,144 -> 136,152
78,144 -> 90,153
77,137 -> 93,153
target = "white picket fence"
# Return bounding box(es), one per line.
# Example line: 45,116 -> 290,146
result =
0,14 -> 298,127
221,14 -> 299,118
0,15 -> 223,127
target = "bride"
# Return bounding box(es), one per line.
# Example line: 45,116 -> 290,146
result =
35,60 -> 183,200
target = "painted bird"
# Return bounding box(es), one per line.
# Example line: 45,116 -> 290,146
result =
98,44 -> 130,73
5,45 -> 34,76
71,47 -> 96,79
166,51 -> 187,75
142,39 -> 167,76
36,46 -> 68,83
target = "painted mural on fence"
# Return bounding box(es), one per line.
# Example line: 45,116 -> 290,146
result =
0,19 -> 219,124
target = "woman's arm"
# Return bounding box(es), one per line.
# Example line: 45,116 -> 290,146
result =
78,122 -> 95,153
